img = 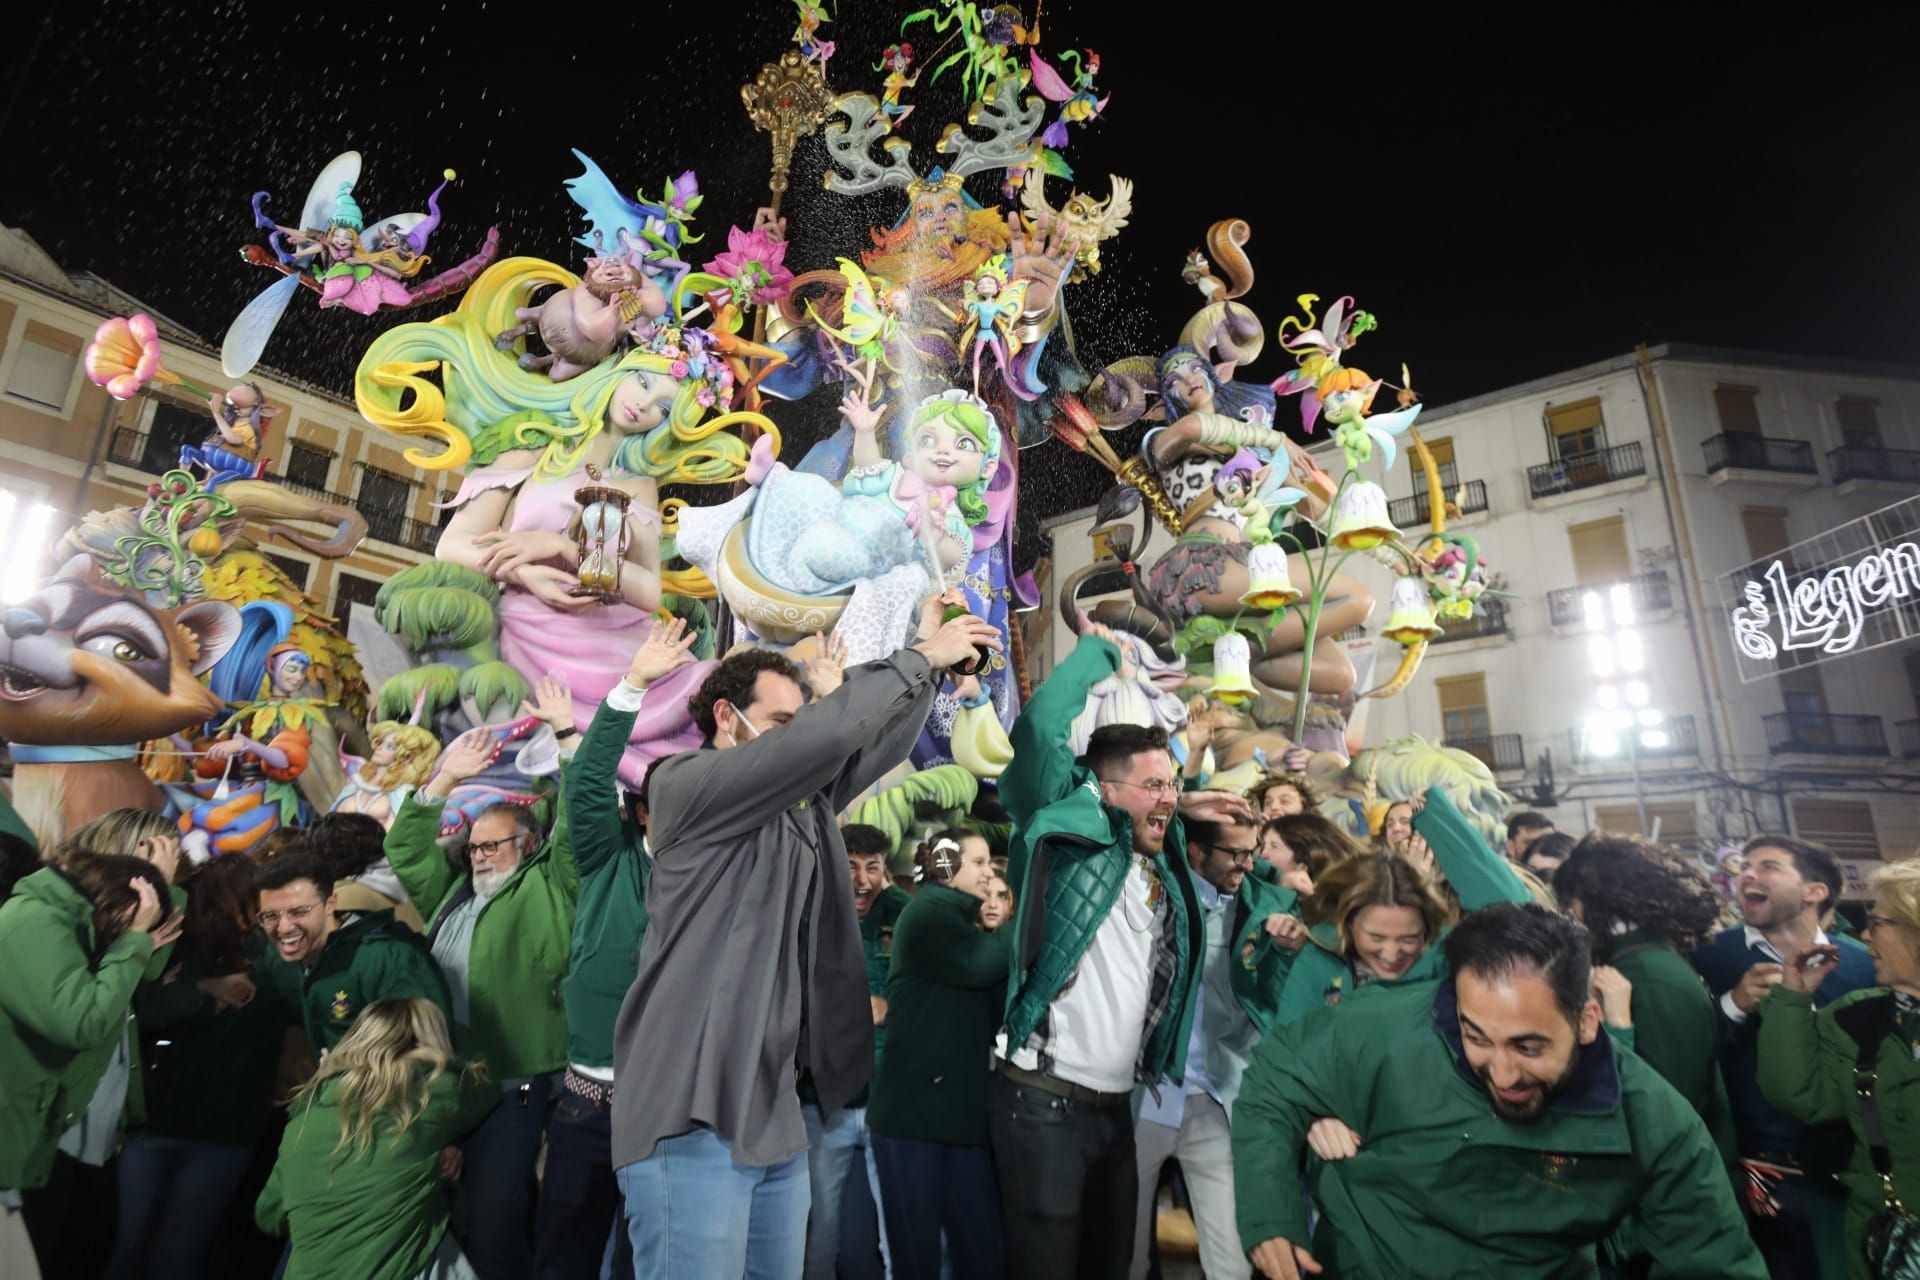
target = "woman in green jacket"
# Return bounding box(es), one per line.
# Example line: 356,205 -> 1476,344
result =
106,853 -> 286,1280
0,853 -> 173,1274
258,997 -> 495,1280
1272,786 -> 1529,1026
869,830 -> 1012,1280
1552,833 -> 1738,1157
1759,859 -> 1920,1280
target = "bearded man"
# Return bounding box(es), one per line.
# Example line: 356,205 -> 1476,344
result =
1232,903 -> 1765,1280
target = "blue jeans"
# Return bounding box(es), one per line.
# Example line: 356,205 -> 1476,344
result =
872,1136 -> 1003,1280
802,1104 -> 890,1280
533,1079 -> 631,1280
618,1127 -> 811,1280
461,1074 -> 556,1280
102,1134 -> 253,1280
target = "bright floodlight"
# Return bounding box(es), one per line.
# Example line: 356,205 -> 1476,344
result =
1588,635 -> 1615,678
1641,729 -> 1670,750
1610,582 -> 1636,626
1637,708 -> 1664,727
1582,590 -> 1604,629
0,495 -> 54,604
1625,680 -> 1650,706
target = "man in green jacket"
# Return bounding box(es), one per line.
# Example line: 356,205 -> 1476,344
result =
255,851 -> 450,1055
382,690 -> 581,1280
992,622 -> 1247,1278
1232,902 -> 1766,1280
533,627 -> 698,1280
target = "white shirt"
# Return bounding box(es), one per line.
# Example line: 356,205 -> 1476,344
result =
1719,924 -> 1830,1024
999,853 -> 1166,1093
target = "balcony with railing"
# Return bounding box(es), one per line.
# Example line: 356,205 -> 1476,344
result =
1526,442 -> 1646,500
1446,733 -> 1525,773
1829,444 -> 1920,487
1763,712 -> 1889,756
1703,433 -> 1817,478
1433,597 -> 1509,645
1546,571 -> 1673,628
1570,713 -> 1698,766
1388,477 -> 1489,529
1899,719 -> 1920,757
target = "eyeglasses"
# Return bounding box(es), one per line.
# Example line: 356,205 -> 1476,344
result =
1101,777 -> 1178,799
469,836 -> 528,859
1866,913 -> 1909,933
1197,841 -> 1258,867
258,904 -> 320,929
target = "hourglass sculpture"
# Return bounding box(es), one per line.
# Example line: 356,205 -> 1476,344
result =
570,465 -> 631,601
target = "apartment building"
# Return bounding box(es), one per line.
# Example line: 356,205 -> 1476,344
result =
1041,343 -> 1920,887
0,224 -> 449,635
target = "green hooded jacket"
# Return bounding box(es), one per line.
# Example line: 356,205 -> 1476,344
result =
1000,635 -> 1203,1088
385,790 -> 578,1079
1232,978 -> 1767,1278
0,865 -> 154,1190
1273,784 -> 1529,1027
562,699 -> 651,1071
257,1063 -> 496,1280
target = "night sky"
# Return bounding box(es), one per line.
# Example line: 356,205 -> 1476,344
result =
3,1 -> 1916,533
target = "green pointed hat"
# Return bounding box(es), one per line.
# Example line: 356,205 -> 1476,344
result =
330,182 -> 365,231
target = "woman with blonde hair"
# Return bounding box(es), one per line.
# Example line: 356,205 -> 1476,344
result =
1273,787 -> 1529,1026
257,998 -> 493,1280
57,810 -> 183,885
1759,859 -> 1920,1278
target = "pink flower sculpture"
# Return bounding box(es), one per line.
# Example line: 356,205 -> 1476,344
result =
85,313 -> 167,400
706,225 -> 794,306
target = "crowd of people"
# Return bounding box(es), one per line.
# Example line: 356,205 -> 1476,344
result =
1,594 -> 1916,1280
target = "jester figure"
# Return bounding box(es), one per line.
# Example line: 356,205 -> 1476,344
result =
177,383 -> 278,492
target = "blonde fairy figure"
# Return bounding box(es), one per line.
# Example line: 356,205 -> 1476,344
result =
955,255 -> 1032,400
356,258 -> 769,787
329,721 -> 441,828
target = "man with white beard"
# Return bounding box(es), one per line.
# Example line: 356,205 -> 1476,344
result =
384,724 -> 582,1280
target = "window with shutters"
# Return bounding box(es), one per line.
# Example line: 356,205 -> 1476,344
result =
1437,673 -> 1491,743
1713,385 -> 1762,434
1835,397 -> 1882,449
1568,516 -> 1632,586
263,553 -> 311,590
356,467 -> 412,545
284,443 -> 334,494
4,322 -> 81,411
1546,398 -> 1605,461
1592,801 -> 1699,845
141,403 -> 207,474
1740,507 -> 1791,564
1791,798 -> 1881,859
333,572 -> 382,632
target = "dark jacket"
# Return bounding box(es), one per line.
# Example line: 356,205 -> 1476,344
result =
1232,978 -> 1767,1279
869,884 -> 1011,1146
1605,931 -> 1737,1163
136,932 -> 288,1147
611,650 -> 936,1169
259,910 -> 452,1055
1691,924 -> 1876,1159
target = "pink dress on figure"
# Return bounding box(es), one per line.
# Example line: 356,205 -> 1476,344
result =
444,460 -> 711,789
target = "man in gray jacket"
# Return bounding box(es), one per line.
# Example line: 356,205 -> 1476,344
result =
612,603 -> 1000,1279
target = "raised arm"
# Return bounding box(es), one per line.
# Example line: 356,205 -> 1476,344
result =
0,918 -> 152,1050
1001,628 -> 1122,827
898,895 -> 1012,990
1754,982 -> 1852,1127
1412,784 -> 1527,911
571,621 -> 699,879
382,792 -> 463,923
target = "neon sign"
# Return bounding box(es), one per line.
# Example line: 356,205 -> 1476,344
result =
1718,494 -> 1920,682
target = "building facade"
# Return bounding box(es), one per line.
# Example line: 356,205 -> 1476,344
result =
1041,343 -> 1920,887
0,225 -> 449,638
